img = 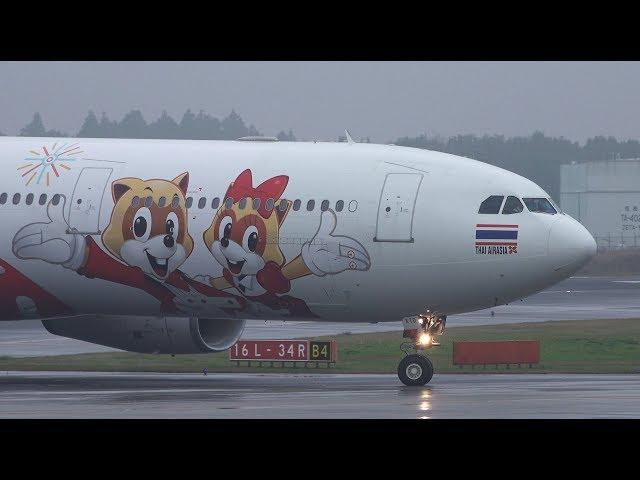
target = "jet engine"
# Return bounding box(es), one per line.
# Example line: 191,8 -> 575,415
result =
42,315 -> 246,354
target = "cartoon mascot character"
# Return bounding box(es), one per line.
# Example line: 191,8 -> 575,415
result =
12,173 -> 244,317
199,169 -> 371,317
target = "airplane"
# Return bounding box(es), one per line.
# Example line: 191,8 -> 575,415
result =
0,134 -> 596,386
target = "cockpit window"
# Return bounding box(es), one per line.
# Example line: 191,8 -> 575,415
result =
502,196 -> 524,214
548,197 -> 562,213
523,197 -> 557,214
478,195 -> 504,214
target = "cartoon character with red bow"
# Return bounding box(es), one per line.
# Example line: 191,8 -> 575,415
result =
195,169 -> 372,317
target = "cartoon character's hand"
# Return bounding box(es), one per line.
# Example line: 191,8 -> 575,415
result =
11,195 -> 86,271
301,210 -> 371,276
256,261 -> 291,294
167,284 -> 244,318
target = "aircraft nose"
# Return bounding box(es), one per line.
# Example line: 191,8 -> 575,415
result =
548,215 -> 597,272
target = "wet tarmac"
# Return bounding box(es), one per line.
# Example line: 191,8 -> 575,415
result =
1,371 -> 638,418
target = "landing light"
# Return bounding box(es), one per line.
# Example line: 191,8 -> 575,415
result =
419,333 -> 431,346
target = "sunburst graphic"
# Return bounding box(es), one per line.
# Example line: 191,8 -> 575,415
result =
17,142 -> 82,187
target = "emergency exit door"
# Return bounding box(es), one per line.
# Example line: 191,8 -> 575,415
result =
374,173 -> 423,242
67,167 -> 113,234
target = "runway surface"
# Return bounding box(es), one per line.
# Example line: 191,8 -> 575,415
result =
1,371 -> 638,418
2,275 -> 640,357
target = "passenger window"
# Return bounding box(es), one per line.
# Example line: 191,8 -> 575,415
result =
198,197 -> 207,209
51,194 -> 61,206
144,196 -> 153,208
266,198 -> 274,211
478,195 -> 504,214
186,197 -> 193,208
293,199 -> 301,211
252,198 -> 260,210
0,193 -> 6,205
25,193 -> 34,205
171,195 -> 180,208
212,197 -> 220,209
39,194 -> 47,205
307,200 -> 315,211
348,200 -> 358,212
335,200 -> 344,212
158,196 -> 166,207
523,198 -> 557,214
502,196 -> 524,214
131,196 -> 140,207
225,197 -> 233,209
278,199 -> 288,212
12,193 -> 21,205
321,200 -> 330,211
238,198 -> 247,210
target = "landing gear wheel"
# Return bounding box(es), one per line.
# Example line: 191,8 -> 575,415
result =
398,354 -> 434,386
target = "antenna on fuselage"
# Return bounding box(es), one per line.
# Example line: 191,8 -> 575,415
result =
345,129 -> 355,144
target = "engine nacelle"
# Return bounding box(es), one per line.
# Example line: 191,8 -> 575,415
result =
42,315 -> 246,354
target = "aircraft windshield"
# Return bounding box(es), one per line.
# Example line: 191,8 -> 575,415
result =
478,195 -> 504,214
523,197 -> 557,214
502,196 -> 524,214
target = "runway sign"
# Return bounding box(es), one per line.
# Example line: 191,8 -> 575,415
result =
452,340 -> 540,365
229,340 -> 338,363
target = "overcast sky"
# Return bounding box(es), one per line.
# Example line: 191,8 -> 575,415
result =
0,61 -> 638,143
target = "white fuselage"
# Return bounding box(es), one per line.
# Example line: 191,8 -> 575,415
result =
0,137 -> 595,324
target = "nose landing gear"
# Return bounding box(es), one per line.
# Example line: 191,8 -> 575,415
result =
398,354 -> 434,386
398,314 -> 446,386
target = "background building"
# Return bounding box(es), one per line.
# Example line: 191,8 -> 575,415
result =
561,159 -> 640,249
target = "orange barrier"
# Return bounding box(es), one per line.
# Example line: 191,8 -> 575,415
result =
452,341 -> 540,366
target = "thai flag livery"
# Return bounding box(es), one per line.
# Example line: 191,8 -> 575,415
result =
475,224 -> 518,255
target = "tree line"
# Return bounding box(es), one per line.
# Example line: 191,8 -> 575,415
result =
4,110 -> 297,142
395,132 -> 640,200
3,110 -> 640,200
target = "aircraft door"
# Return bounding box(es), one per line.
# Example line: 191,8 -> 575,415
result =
67,167 -> 113,235
375,173 -> 423,242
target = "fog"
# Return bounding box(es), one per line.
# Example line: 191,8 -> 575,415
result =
1,61 -> 639,142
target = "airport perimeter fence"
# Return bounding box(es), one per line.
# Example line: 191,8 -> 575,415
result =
594,233 -> 640,251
